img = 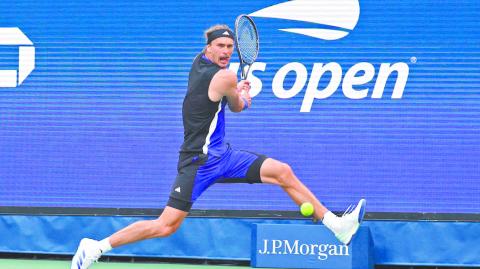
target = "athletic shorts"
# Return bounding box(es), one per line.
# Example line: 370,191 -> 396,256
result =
167,146 -> 267,212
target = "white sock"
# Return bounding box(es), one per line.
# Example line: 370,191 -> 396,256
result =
322,211 -> 339,232
99,237 -> 113,253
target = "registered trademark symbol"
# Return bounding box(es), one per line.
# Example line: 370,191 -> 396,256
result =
410,57 -> 417,63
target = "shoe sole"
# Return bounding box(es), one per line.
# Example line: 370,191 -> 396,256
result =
343,199 -> 367,246
357,198 -> 367,223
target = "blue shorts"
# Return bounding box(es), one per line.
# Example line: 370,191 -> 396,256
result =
167,146 -> 267,212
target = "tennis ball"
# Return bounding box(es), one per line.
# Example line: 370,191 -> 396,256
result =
300,202 -> 314,217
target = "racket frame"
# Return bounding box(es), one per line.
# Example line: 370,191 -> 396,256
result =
234,14 -> 259,80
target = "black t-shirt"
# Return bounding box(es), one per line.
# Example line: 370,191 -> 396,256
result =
180,53 -> 228,156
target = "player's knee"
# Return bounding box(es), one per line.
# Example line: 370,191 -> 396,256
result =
149,219 -> 179,238
276,162 -> 294,187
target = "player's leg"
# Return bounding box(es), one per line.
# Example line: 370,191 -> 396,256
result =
259,158 -> 329,219
71,154 -> 202,269
70,207 -> 188,269
109,206 -> 188,247
259,158 -> 366,245
217,149 -> 331,221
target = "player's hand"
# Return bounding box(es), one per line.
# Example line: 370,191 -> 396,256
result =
237,80 -> 251,109
237,80 -> 251,94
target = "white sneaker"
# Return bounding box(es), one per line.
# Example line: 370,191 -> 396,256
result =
71,238 -> 103,269
331,199 -> 367,245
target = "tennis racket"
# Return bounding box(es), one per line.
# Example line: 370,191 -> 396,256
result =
235,14 -> 259,80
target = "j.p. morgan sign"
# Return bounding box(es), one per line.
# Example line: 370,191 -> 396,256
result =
251,224 -> 374,269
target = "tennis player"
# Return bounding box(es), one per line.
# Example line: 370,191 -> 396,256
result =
71,24 -> 366,269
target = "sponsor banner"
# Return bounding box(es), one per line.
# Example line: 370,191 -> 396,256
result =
1,216 -> 480,266
251,224 -> 373,269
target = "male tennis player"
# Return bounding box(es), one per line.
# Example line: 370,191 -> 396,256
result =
71,25 -> 366,269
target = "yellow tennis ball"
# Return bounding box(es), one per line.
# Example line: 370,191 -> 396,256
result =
300,202 -> 314,217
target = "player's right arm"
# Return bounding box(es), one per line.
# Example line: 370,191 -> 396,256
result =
208,69 -> 251,113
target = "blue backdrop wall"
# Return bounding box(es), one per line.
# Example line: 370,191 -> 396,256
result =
1,1 -> 479,267
0,0 -> 479,213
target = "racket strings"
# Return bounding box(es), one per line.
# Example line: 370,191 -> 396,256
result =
236,17 -> 258,64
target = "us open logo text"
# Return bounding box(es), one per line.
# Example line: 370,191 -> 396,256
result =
230,0 -> 410,112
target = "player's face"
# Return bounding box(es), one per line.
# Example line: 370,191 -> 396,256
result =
207,37 -> 234,68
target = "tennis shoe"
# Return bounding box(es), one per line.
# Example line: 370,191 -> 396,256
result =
71,238 -> 102,269
331,199 -> 367,245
